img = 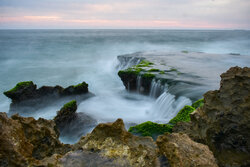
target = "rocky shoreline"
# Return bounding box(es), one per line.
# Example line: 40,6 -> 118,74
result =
0,61 -> 249,166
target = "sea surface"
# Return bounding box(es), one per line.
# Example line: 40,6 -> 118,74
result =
0,29 -> 250,142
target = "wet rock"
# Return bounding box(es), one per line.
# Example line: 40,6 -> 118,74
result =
75,119 -> 160,167
59,150 -> 131,167
174,66 -> 250,167
54,100 -> 97,140
156,133 -> 218,167
0,112 -> 71,167
3,81 -> 92,114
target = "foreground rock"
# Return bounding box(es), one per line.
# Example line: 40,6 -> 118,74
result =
157,133 -> 218,167
75,118 -> 159,167
174,66 -> 250,167
0,112 -> 71,167
54,100 -> 97,141
3,81 -> 93,114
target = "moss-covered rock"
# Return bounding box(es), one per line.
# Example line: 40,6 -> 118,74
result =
3,81 -> 37,102
3,81 -> 91,114
129,99 -> 204,138
54,100 -> 97,140
191,99 -> 204,109
169,105 -> 195,125
148,69 -> 160,72
63,82 -> 88,95
135,60 -> 154,67
128,121 -> 173,138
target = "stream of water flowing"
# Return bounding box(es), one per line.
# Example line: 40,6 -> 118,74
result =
1,29 -> 250,143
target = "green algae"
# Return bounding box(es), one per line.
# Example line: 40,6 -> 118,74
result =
182,50 -> 189,53
169,105 -> 195,125
128,121 -> 173,137
159,71 -> 165,74
148,69 -> 160,72
118,67 -> 143,76
129,100 -> 205,138
135,60 -> 154,67
73,82 -> 88,89
62,100 -> 77,111
4,81 -> 34,95
191,98 -> 204,109
142,73 -> 155,80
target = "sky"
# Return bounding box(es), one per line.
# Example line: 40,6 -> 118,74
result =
0,0 -> 250,29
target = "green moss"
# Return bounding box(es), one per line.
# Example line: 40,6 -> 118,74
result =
192,99 -> 204,109
169,105 -> 195,124
159,71 -> 165,74
135,60 -> 154,67
170,68 -> 178,72
118,67 -> 143,76
142,73 -> 155,80
128,121 -> 173,137
182,50 -> 189,53
148,69 -> 160,72
62,100 -> 77,111
4,81 -> 34,95
73,82 -> 88,89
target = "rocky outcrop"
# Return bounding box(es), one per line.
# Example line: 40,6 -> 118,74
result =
156,133 -> 218,167
54,100 -> 97,140
3,81 -> 92,114
0,112 -> 220,167
174,66 -> 250,167
0,112 -> 71,167
75,119 -> 159,167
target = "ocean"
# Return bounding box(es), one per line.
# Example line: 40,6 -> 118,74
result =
0,29 -> 249,143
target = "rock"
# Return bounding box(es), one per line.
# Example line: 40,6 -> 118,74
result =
54,100 -> 97,140
0,112 -> 71,167
156,133 -> 218,167
58,150 -> 131,167
174,66 -> 250,167
118,60 -> 156,94
3,81 -> 92,114
75,119 -> 160,167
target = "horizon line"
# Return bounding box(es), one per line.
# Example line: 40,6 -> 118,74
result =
0,28 -> 250,31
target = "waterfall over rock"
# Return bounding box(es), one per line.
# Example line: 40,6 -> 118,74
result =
150,91 -> 192,122
149,79 -> 166,98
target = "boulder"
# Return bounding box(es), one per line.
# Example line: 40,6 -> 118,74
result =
156,133 -> 218,167
54,100 -> 97,140
75,119 -> 159,167
0,112 -> 71,167
174,66 -> 250,167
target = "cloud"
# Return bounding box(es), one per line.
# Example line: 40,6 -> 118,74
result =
0,0 -> 249,29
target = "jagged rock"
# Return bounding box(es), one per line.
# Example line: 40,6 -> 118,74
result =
3,81 -> 92,114
174,66 -> 250,167
156,133 -> 218,167
0,112 -> 71,167
75,119 -> 160,167
54,100 -> 97,140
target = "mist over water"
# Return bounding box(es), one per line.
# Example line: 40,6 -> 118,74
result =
0,29 -> 250,128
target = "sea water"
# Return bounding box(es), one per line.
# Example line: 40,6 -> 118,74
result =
0,29 -> 249,126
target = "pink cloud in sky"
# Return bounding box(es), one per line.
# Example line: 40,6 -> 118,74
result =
0,0 -> 249,29
0,16 -> 246,29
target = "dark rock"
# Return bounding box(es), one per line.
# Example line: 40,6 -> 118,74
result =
3,81 -> 92,114
0,112 -> 71,167
156,133 -> 218,167
54,100 -> 97,139
174,66 -> 250,167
